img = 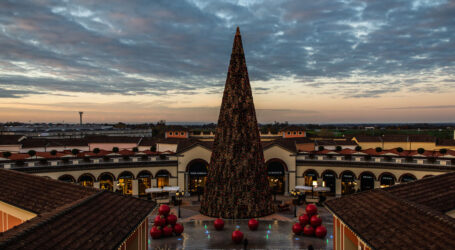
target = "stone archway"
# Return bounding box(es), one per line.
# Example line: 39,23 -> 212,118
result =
359,171 -> 376,192
77,173 -> 95,187
399,173 -> 417,183
58,174 -> 75,183
303,169 -> 319,186
379,172 -> 396,188
98,172 -> 115,191
266,158 -> 289,195
137,170 -> 153,196
340,170 -> 357,195
118,171 -> 134,195
321,169 -> 337,195
186,159 -> 209,196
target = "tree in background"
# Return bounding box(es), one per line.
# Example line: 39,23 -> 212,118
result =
28,150 -> 36,159
71,149 -> 80,156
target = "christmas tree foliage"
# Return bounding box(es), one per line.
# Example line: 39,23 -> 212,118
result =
200,27 -> 274,218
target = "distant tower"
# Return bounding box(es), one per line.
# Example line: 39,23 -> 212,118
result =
79,112 -> 83,126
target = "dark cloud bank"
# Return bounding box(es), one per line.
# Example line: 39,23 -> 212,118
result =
0,0 -> 454,98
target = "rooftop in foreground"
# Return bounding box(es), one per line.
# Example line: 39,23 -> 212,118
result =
325,172 -> 455,249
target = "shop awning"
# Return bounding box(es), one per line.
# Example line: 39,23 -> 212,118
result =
163,186 -> 180,192
145,187 -> 163,193
295,185 -> 313,191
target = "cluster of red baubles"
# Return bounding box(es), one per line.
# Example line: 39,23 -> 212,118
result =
150,204 -> 184,239
213,218 -> 259,243
292,204 -> 327,238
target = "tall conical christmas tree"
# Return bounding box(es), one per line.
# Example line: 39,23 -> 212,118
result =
200,27 -> 274,218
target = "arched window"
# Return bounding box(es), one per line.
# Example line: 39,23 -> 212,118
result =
379,172 -> 396,188
399,173 -> 417,183
267,160 -> 286,194
340,171 -> 357,195
321,170 -> 337,195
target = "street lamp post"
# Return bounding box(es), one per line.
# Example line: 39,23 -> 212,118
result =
176,191 -> 185,218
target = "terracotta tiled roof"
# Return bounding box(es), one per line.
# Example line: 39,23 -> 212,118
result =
325,172 -> 455,250
279,125 -> 305,132
0,169 -> 96,213
0,169 -> 155,249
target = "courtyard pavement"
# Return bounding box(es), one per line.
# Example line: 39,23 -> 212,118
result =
148,195 -> 334,250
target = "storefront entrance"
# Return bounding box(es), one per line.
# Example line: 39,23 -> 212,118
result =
303,169 -> 318,186
156,170 -> 170,188
360,172 -> 375,191
267,161 -> 286,194
99,173 -> 114,191
137,171 -> 152,196
322,171 -> 336,195
188,161 -> 208,195
78,174 -> 94,187
118,171 -> 134,195
341,171 -> 356,195
380,173 -> 395,188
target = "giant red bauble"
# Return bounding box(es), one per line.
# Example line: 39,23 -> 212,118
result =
163,225 -> 173,237
315,225 -> 327,238
167,213 -> 178,225
214,218 -> 225,230
150,226 -> 162,239
232,229 -> 244,243
159,204 -> 170,216
173,223 -> 184,235
292,222 -> 302,235
154,215 -> 166,227
299,214 -> 310,226
310,214 -> 322,227
306,204 -> 318,216
248,219 -> 259,231
303,225 -> 314,236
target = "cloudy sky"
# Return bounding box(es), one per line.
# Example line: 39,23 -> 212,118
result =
1,0 -> 454,123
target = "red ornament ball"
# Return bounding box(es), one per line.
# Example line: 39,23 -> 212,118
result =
310,215 -> 322,227
303,224 -> 314,236
315,225 -> 327,238
292,222 -> 302,235
248,219 -> 259,231
214,218 -> 225,230
173,223 -> 184,236
159,204 -> 170,216
306,204 -> 318,216
299,214 -> 310,226
162,225 -> 173,237
150,226 -> 162,239
154,215 -> 166,227
232,229 -> 244,243
167,213 -> 178,225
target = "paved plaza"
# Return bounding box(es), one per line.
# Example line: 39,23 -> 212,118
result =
148,196 -> 334,249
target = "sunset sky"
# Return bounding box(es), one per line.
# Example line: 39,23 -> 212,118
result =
1,0 -> 454,124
